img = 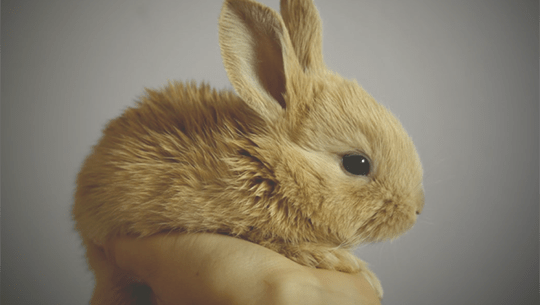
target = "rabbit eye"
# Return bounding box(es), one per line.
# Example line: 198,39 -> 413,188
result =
342,154 -> 370,176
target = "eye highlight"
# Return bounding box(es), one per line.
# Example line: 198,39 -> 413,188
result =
342,154 -> 371,176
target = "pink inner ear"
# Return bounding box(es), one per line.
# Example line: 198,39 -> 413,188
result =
255,33 -> 287,109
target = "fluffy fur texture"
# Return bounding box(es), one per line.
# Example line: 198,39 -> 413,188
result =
73,0 -> 424,303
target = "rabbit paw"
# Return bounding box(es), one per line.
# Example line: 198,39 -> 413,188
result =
271,243 -> 384,299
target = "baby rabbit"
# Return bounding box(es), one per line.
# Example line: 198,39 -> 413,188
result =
73,0 -> 424,303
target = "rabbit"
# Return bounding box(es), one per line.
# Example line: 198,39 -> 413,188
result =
72,0 -> 425,303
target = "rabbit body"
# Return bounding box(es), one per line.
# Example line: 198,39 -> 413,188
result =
73,0 -> 424,303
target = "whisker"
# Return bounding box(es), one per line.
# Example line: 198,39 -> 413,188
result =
418,218 -> 434,225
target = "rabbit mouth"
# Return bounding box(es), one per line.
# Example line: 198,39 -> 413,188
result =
354,202 -> 417,243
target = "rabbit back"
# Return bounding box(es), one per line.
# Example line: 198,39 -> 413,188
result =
73,81 -> 269,243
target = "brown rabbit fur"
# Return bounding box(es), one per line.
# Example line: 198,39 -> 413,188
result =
73,0 -> 424,303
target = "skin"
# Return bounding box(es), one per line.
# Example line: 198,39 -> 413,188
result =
101,233 -> 381,305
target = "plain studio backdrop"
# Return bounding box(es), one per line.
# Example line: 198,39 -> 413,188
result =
2,0 -> 538,304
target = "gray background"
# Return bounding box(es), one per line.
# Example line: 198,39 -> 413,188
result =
2,0 -> 538,304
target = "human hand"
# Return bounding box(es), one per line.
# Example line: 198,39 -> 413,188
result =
102,233 -> 381,305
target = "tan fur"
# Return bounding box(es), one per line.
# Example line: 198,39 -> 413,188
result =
73,0 -> 424,303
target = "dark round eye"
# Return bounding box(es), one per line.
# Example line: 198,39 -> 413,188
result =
342,154 -> 371,176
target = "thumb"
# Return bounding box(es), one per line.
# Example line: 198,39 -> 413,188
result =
100,238 -> 117,267
102,235 -> 160,282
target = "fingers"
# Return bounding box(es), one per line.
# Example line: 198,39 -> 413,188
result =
310,269 -> 381,305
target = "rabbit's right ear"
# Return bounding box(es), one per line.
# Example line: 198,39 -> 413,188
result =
219,0 -> 303,122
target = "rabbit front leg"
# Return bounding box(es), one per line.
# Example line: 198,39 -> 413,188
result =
268,242 -> 384,299
300,246 -> 383,299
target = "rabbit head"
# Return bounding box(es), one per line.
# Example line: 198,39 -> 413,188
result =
219,0 -> 424,247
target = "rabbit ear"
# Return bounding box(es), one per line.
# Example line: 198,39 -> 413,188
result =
219,0 -> 302,122
280,0 -> 325,73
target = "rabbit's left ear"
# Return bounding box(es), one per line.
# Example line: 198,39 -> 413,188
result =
219,0 -> 303,122
280,0 -> 325,73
